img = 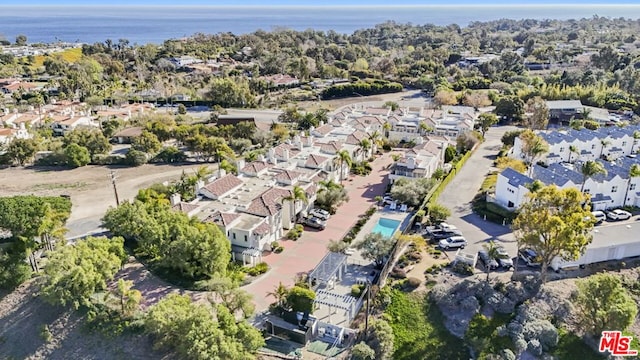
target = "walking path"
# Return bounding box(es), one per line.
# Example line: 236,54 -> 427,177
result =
244,153 -> 394,312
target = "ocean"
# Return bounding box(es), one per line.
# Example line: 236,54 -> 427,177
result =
1,5 -> 640,45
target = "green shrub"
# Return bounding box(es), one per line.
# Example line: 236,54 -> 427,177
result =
244,262 -> 269,276
271,241 -> 280,249
39,324 -> 52,343
275,246 -> 284,253
351,284 -> 366,297
365,206 -> 377,216
451,261 -> 474,276
286,229 -> 300,240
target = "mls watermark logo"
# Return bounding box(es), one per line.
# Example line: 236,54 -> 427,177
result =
599,331 -> 638,356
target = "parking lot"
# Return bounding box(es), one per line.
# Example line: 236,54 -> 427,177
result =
424,125 -> 640,271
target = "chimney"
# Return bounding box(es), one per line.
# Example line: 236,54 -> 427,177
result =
258,154 -> 266,162
306,136 -> 314,147
268,148 -> 276,163
407,156 -> 416,169
195,180 -> 205,194
219,169 -> 227,177
282,149 -> 290,161
236,158 -> 246,172
170,193 -> 181,206
19,122 -> 26,130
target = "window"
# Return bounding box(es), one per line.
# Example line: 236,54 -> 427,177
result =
232,233 -> 236,239
631,184 -> 637,191
559,147 -> 564,153
591,144 -> 596,149
244,235 -> 248,242
508,201 -> 514,208
623,141 -> 627,146
612,186 -> 618,193
584,189 -> 591,194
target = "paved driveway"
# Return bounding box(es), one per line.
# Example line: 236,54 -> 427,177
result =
437,126 -> 519,260
244,153 -> 394,312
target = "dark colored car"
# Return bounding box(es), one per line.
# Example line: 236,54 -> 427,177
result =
304,216 -> 326,230
518,248 -> 541,267
477,250 -> 499,270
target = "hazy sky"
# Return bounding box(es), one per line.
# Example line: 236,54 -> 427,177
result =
3,0 -> 640,5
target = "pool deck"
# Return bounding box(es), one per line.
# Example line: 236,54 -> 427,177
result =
346,207 -> 412,265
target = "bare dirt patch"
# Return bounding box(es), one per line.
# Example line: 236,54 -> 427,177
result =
0,280 -> 167,360
0,163 -> 213,236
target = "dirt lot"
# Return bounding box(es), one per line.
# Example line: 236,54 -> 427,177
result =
0,163 -> 213,237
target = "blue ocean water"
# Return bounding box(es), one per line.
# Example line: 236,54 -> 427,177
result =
1,5 -> 640,44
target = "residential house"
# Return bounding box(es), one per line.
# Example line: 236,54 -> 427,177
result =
493,156 -> 640,211
511,125 -> 640,165
51,115 -> 98,136
546,100 -> 584,123
113,127 -> 143,144
388,139 -> 444,183
198,174 -> 244,200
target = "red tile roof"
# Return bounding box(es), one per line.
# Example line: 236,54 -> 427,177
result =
202,174 -> 243,197
241,161 -> 270,175
305,154 -> 329,168
313,124 -> 334,136
364,107 -> 390,116
204,211 -> 240,227
346,130 -> 369,145
171,202 -> 199,214
275,169 -> 303,183
245,187 -> 291,217
253,221 -> 271,236
319,141 -> 343,154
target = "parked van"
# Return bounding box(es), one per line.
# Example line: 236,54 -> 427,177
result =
591,211 -> 606,224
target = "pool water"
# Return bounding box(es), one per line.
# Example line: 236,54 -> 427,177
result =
372,218 -> 401,238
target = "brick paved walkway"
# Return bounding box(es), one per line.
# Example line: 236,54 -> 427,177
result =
244,153 -> 394,311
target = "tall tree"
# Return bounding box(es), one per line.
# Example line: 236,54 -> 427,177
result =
624,164 -> 640,206
482,240 -> 502,282
335,149 -> 352,184
356,233 -> 395,267
6,138 -> 38,166
524,96 -> 550,130
358,138 -> 371,162
574,273 -> 638,338
512,185 -> 594,283
599,139 -> 611,159
579,160 -> 607,192
518,130 -> 549,174
568,145 -> 578,163
476,113 -> 498,137
40,236 -> 126,309
282,185 -> 308,223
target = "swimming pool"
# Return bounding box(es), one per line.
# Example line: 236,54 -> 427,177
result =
372,218 -> 401,238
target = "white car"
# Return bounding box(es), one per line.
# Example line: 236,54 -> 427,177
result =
438,236 -> 467,250
309,208 -> 330,220
606,209 -> 632,221
591,211 -> 606,224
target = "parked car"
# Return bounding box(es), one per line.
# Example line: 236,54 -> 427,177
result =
438,236 -> 467,250
518,248 -> 541,267
606,209 -> 632,221
591,210 -> 606,224
427,229 -> 464,243
309,208 -> 330,220
477,250 -> 499,270
496,246 -> 513,269
424,222 -> 458,235
304,216 -> 326,230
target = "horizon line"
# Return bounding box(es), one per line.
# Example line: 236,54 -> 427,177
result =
3,3 -> 640,7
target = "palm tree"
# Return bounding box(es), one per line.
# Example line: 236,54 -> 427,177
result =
368,130 -> 382,154
568,145 -> 578,163
482,241 -> 502,282
633,131 -> 640,153
624,164 -> 640,206
383,121 -> 392,138
580,160 -> 607,193
193,165 -> 213,181
283,185 -> 308,222
335,150 -> 352,184
318,179 -> 341,192
358,138 -> 371,162
267,282 -> 289,308
599,139 -> 611,159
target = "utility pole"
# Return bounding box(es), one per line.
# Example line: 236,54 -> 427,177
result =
364,281 -> 371,337
110,170 -> 120,206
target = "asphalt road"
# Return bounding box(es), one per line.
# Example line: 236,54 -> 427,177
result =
436,125 -> 519,260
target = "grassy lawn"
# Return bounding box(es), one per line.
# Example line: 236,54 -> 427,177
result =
31,47 -> 83,68
385,289 -> 469,360
552,329 -> 605,360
